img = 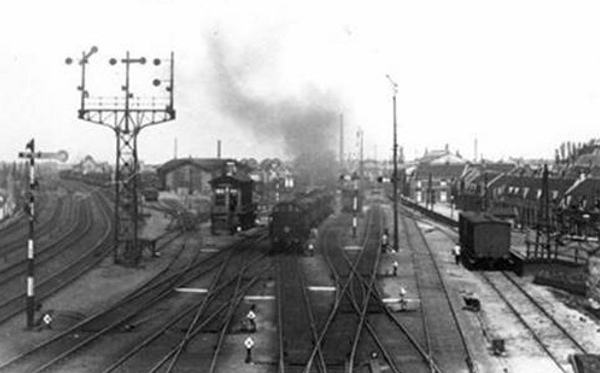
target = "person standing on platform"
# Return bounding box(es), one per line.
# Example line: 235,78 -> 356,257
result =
398,287 -> 407,311
453,243 -> 461,265
381,229 -> 389,253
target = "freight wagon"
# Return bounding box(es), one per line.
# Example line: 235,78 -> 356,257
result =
459,211 -> 512,269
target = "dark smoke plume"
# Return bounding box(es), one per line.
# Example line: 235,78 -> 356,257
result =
207,36 -> 340,187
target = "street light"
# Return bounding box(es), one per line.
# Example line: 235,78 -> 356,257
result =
386,74 -> 399,252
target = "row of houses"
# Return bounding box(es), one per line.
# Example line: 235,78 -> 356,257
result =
404,146 -> 600,232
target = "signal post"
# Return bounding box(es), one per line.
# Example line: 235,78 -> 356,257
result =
18,139 -> 68,329
67,47 -> 175,266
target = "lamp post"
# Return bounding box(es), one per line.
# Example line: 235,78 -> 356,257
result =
386,75 -> 399,252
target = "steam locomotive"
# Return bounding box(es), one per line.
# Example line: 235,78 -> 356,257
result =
269,188 -> 334,253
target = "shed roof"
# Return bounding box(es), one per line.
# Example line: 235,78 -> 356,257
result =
414,163 -> 467,180
459,211 -> 510,225
565,177 -> 600,197
157,158 -> 241,174
210,173 -> 253,186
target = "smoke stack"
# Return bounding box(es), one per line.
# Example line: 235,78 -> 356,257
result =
474,137 -> 478,163
217,140 -> 222,159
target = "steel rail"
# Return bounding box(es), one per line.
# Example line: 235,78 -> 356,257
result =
403,203 -> 589,368
301,217 -> 369,373
21,238 -> 204,373
480,273 -> 570,373
400,212 -> 435,371
340,205 -> 443,373
501,271 -> 589,354
303,207 -> 405,373
325,210 -> 402,373
277,256 -> 286,373
104,249 -> 270,373
0,192 -> 58,256
0,229 -> 236,373
410,215 -> 477,372
295,255 -> 328,373
145,272 -> 267,373
0,191 -> 110,325
162,248 -> 235,373
341,252 -> 444,373
207,257 -> 257,373
0,197 -> 83,298
348,205 -> 383,373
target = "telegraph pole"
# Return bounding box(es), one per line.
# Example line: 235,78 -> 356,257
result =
67,47 -> 175,266
339,113 -> 345,170
18,139 -> 68,329
386,75 -> 399,252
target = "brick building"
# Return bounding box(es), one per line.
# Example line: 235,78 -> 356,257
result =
157,158 -> 248,196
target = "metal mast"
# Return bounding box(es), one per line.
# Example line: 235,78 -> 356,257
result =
67,47 -> 175,266
386,74 -> 399,252
339,113 -> 345,170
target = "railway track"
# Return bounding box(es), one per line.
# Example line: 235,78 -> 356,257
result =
401,204 -> 596,372
154,242 -> 272,373
333,205 -> 451,373
277,251 -> 327,373
0,192 -> 59,261
400,212 -> 475,372
481,271 -> 588,373
0,182 -> 117,325
289,204 -> 404,373
0,229 -> 271,373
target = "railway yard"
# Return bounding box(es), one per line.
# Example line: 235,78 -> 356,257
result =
0,179 -> 598,373
9,3 -> 600,372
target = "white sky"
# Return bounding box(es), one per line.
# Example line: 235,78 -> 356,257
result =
2,0 -> 600,164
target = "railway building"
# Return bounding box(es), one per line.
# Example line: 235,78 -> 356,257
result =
407,163 -> 465,206
72,155 -> 112,175
157,158 -> 249,195
404,145 -> 467,207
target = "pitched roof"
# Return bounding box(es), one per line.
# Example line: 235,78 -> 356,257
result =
489,174 -> 576,201
564,177 -> 600,198
210,173 -> 253,185
413,163 -> 466,180
157,158 -> 239,174
574,149 -> 600,168
429,153 -> 468,165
